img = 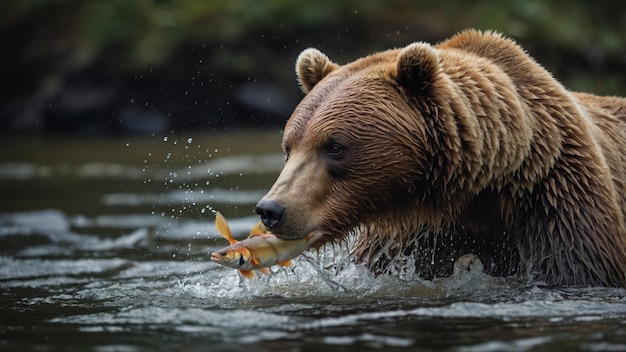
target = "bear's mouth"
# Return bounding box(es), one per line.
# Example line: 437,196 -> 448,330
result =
273,225 -> 323,240
272,225 -> 336,248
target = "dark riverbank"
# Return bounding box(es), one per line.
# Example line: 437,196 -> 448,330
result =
2,0 -> 624,136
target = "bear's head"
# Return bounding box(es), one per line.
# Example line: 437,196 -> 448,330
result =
255,43 -> 455,243
252,31 -> 626,287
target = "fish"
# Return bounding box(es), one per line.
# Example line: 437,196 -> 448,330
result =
210,212 -> 323,279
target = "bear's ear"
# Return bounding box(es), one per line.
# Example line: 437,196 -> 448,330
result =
393,42 -> 440,95
296,48 -> 339,93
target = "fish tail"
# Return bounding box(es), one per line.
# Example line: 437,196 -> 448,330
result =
215,212 -> 237,245
305,232 -> 324,245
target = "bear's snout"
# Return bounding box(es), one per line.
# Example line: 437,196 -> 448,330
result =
255,199 -> 286,230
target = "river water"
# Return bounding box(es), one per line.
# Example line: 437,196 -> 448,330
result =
1,132 -> 625,351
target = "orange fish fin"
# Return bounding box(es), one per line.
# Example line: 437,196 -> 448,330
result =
215,212 -> 237,245
251,257 -> 261,266
239,270 -> 256,280
278,260 -> 293,267
247,221 -> 266,238
258,267 -> 271,275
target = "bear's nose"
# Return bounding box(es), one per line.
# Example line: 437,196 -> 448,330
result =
255,199 -> 285,230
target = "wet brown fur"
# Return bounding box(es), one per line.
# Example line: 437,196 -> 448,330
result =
259,30 -> 626,287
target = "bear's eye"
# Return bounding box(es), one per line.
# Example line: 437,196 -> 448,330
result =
325,143 -> 344,160
283,145 -> 291,162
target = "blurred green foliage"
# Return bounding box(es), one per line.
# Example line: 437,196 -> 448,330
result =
1,0 -> 624,133
3,0 -> 624,65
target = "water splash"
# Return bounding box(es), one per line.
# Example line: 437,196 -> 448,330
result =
179,234 -> 518,302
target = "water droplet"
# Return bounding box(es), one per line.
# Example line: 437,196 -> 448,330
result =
187,137 -> 193,144
163,136 -> 168,142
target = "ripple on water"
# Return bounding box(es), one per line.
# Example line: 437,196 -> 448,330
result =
3,207 -> 626,350
0,256 -> 130,281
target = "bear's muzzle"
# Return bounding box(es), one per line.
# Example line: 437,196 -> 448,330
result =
255,199 -> 286,230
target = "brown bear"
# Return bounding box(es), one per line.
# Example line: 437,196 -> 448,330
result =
255,29 -> 626,288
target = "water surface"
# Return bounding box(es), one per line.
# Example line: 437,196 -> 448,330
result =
1,133 -> 625,351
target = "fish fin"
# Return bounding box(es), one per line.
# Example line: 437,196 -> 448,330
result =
239,270 -> 256,279
251,257 -> 261,266
278,260 -> 293,267
258,267 -> 271,275
247,221 -> 266,238
215,212 -> 237,245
